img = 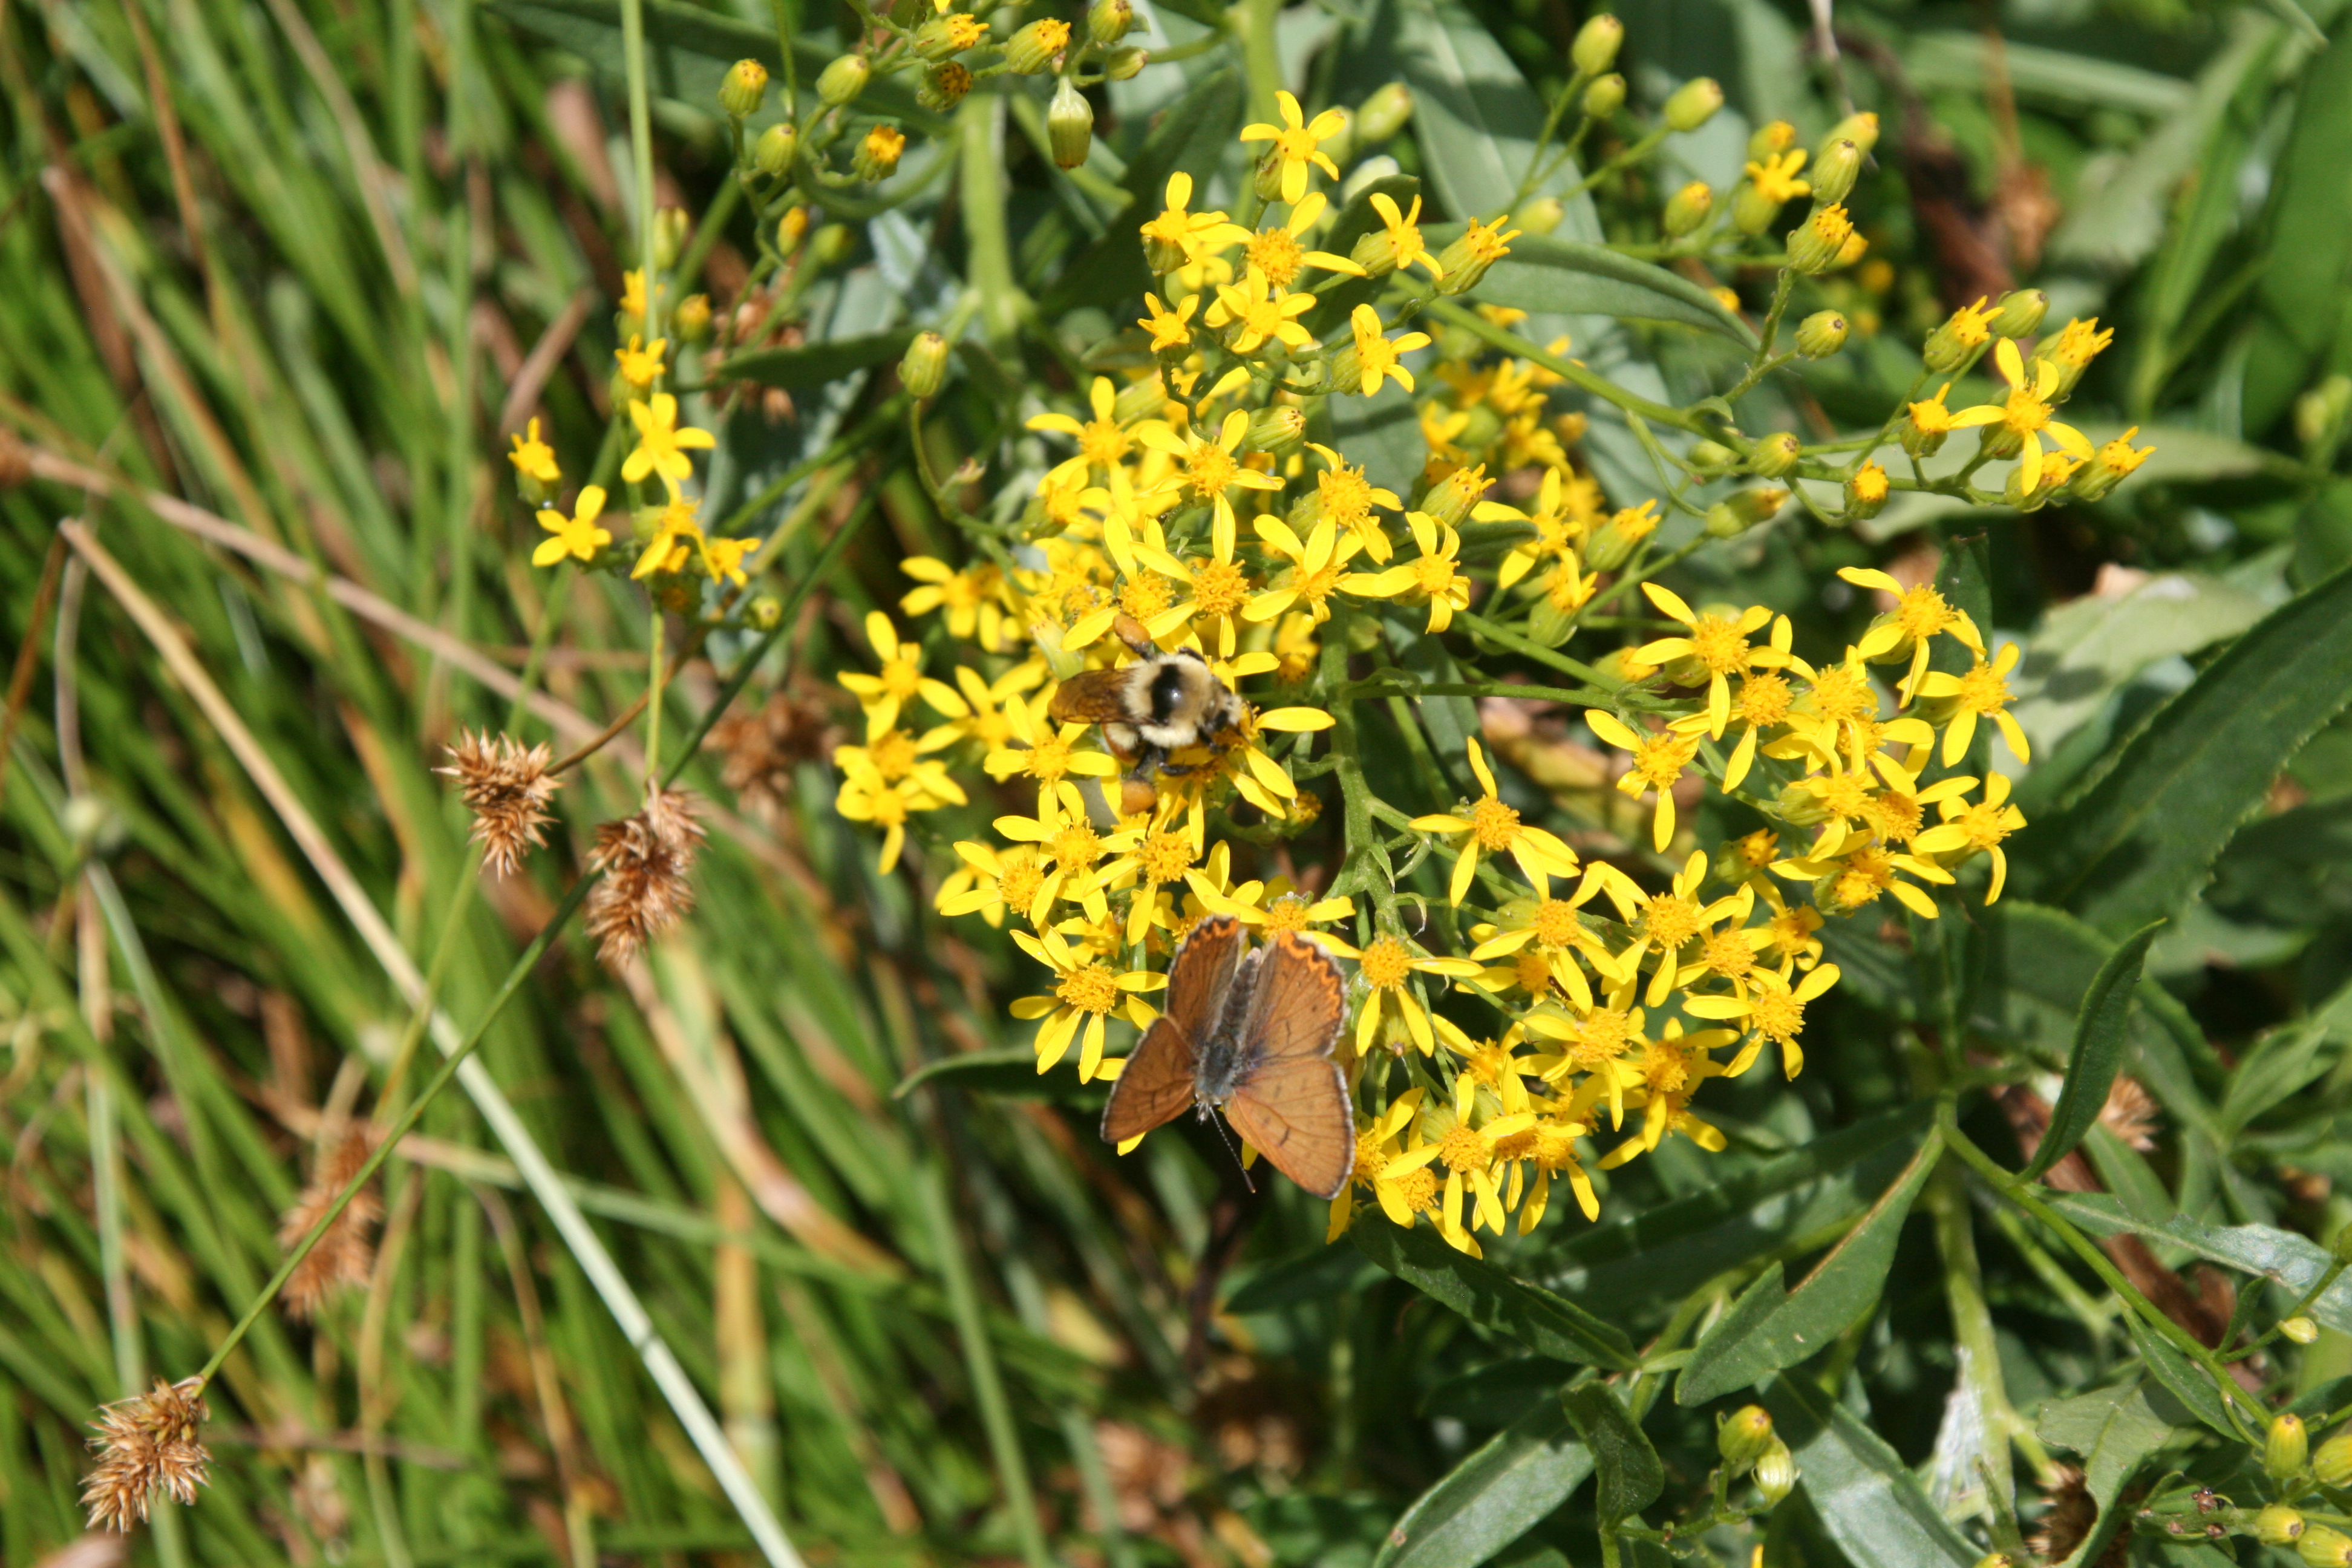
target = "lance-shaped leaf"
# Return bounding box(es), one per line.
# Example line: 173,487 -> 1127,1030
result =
715,330 -> 913,393
2037,1379 -> 2175,1567
1423,230 -> 1754,346
1560,1383 -> 1662,1524
1762,1374 -> 1982,1567
2020,920 -> 2165,1181
1372,1390 -> 1593,1568
1353,1218 -> 1637,1368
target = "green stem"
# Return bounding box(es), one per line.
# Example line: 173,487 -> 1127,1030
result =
1426,300 -> 1704,434
622,0 -> 661,344
1456,610 -> 1611,688
958,96 -> 1025,348
373,847 -> 489,1119
1237,0 -> 1282,125
646,608 -> 666,784
768,0 -> 800,111
505,564 -> 573,736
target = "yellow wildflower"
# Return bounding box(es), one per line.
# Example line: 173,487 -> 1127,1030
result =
1239,89 -> 1347,204
508,417 -> 561,486
1341,304 -> 1431,397
1945,338 -> 2096,492
837,610 -> 970,737
622,393 -> 717,489
1339,511 -> 1471,633
1408,738 -> 1582,906
1586,711 -> 1702,852
1008,926 -> 1162,1082
533,484 -> 610,567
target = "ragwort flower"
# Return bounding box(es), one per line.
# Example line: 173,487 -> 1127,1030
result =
1410,738 -> 1581,905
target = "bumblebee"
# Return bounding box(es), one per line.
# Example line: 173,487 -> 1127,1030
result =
1049,618 -> 1246,815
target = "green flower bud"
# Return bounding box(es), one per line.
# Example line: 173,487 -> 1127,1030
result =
1356,82 -> 1415,146
1796,310 -> 1848,359
1753,1437 -> 1797,1506
2315,1427 -> 2352,1487
1705,486 -> 1788,538
1102,46 -> 1148,79
899,330 -> 949,399
2265,1505 -> 2313,1546
1844,462 -> 1889,521
1731,181 -> 1786,237
744,593 -> 784,632
652,207 -> 688,272
776,206 -> 810,256
1975,414 -> 2025,466
1746,120 -> 1797,163
1002,17 -> 1071,74
1748,432 -> 1800,478
1112,374 -> 1166,425
1664,181 -> 1714,238
719,58 -> 769,119
2296,374 -> 2352,454
1584,500 -> 1661,569
1662,77 -> 1723,133
1244,405 -> 1307,458
1087,0 -> 1135,44
1717,1406 -> 1775,1471
1828,110 -> 1881,154
673,292 -> 713,344
2302,1524 -> 2352,1567
2286,1315 -> 2322,1345
1423,465 -> 1489,530
1687,439 -> 1737,469
2273,1411 -> 2313,1480
916,61 -> 975,113
1582,72 -> 1625,121
1572,13 -> 1624,74
754,122 -> 799,176
852,125 -> 906,183
913,12 -> 983,59
1784,202 -> 1852,275
812,223 -> 857,266
1809,137 -> 1863,206
1324,341 -> 1365,394
1048,77 -> 1094,169
816,53 -> 871,106
630,505 -> 666,546
1990,288 -> 2048,339
1317,105 -> 1356,172
1519,195 -> 1564,235
1970,1557 -> 2014,1568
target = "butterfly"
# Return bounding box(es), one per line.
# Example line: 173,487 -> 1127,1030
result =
1098,915 -> 1354,1198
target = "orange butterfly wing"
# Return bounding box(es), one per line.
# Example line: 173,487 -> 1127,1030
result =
1099,916 -> 1245,1145
1223,933 -> 1353,1198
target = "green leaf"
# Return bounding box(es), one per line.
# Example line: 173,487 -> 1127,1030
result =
1039,70 -> 1243,315
1224,1244 -> 1379,1314
1451,234 -> 1754,346
2244,30 -> 2352,433
2047,1193 -> 2352,1336
1676,1131 -> 1941,1405
488,0 -> 941,129
2011,561 -> 2352,936
714,329 -> 911,391
1352,1218 -> 1638,1369
1560,1384 -> 1662,1524
1391,0 -> 1588,233
2021,920 -> 2164,1181
1546,1104 -> 1935,1308
1327,379 -> 1427,498
2119,1312 -> 2241,1440
2034,1379 -> 2175,1567
1372,1391 -> 1592,1568
1760,1374 -> 1981,1567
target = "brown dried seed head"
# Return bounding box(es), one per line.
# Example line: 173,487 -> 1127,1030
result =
82,1376 -> 212,1532
437,731 -> 560,877
584,787 -> 704,965
276,1129 -> 382,1321
2099,1074 -> 2160,1153
708,684 -> 838,817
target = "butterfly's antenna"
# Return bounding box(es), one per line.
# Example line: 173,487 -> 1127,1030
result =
1206,1110 -> 1256,1195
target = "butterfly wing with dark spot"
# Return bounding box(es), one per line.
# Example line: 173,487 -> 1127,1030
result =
1099,916 -> 1245,1145
1220,932 -> 1352,1198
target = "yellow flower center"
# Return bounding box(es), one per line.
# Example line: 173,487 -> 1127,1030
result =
1949,301 -> 1993,348
1319,465 -> 1375,528
1687,615 -> 1751,675
1190,558 -> 1252,619
1630,731 -> 1700,791
1185,442 -> 1238,498
1351,1130 -> 1388,1185
1529,1120 -> 1579,1172
1568,1008 -> 1633,1072
997,857 -> 1045,911
1867,790 -> 1923,844
1514,951 -> 1553,996
1808,666 -> 1878,727
1359,936 -> 1413,990
1469,796 -> 1520,851
1702,927 -> 1753,981
1814,771 -> 1876,820
1135,831 -> 1195,884
881,657 -> 923,701
863,783 -> 910,827
1956,802 -> 2013,850
1411,554 -> 1460,596
1831,867 -> 1883,911
1246,228 -> 1304,288
1895,586 -> 1953,640
1392,1166 -> 1439,1213
1909,396 -> 1955,437
1749,988 -> 1805,1044
2050,318 -> 2111,368
1117,572 -> 1175,621
1955,659 -> 2011,716
1047,822 -> 1103,873
1025,732 -> 1079,780
1645,894 -> 1701,951
1438,1125 -> 1488,1174
1080,420 -> 1128,468
1640,1039 -> 1690,1093
1261,895 -> 1312,933
1057,963 -> 1121,1016
1737,829 -> 1780,869
1530,899 -> 1582,949
1737,671 -> 1792,727
866,730 -> 918,780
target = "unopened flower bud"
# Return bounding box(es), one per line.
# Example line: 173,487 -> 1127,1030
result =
720,58 -> 769,119
816,53 -> 870,106
913,11 -> 983,58
900,330 -> 949,399
1048,78 -> 1094,168
1585,501 -> 1661,569
1809,137 -> 1862,206
1753,1438 -> 1797,1505
2285,1315 -> 2321,1345
1245,405 -> 1307,458
1664,181 -> 1713,238
1828,110 -> 1881,154
917,61 -> 975,112
1796,310 -> 1847,359
673,292 -> 713,344
1356,83 -> 1415,146
1748,432 -> 1800,478
1662,77 -> 1723,132
1519,195 -> 1564,235
1112,374 -> 1166,425
2314,1428 -> 2352,1486
854,125 -> 906,182
2296,374 -> 2352,454
744,593 -> 784,632
2272,1413 -> 2311,1480
1844,462 -> 1889,521
1990,289 -> 2048,339
1103,46 -> 1148,79
1922,307 -> 1989,374
1746,120 -> 1797,163
1970,1557 -> 2014,1568
2302,1524 -> 2352,1567
1582,73 -> 1625,121
1317,106 -> 1356,172
776,206 -> 811,256
1423,465 -> 1488,530
1785,202 -> 1852,274
1572,13 -> 1624,74
1003,18 -> 1071,73
1688,439 -> 1737,469
1731,181 -> 1786,237
755,122 -> 799,175
2265,1505 -> 2313,1546
1705,486 -> 1787,538
1088,0 -> 1135,43
812,223 -> 857,266
1717,1405 -> 1775,1471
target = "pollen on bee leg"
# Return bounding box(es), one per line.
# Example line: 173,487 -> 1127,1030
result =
1120,775 -> 1161,817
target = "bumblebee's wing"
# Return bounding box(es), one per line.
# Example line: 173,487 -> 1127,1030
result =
1047,669 -> 1134,726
